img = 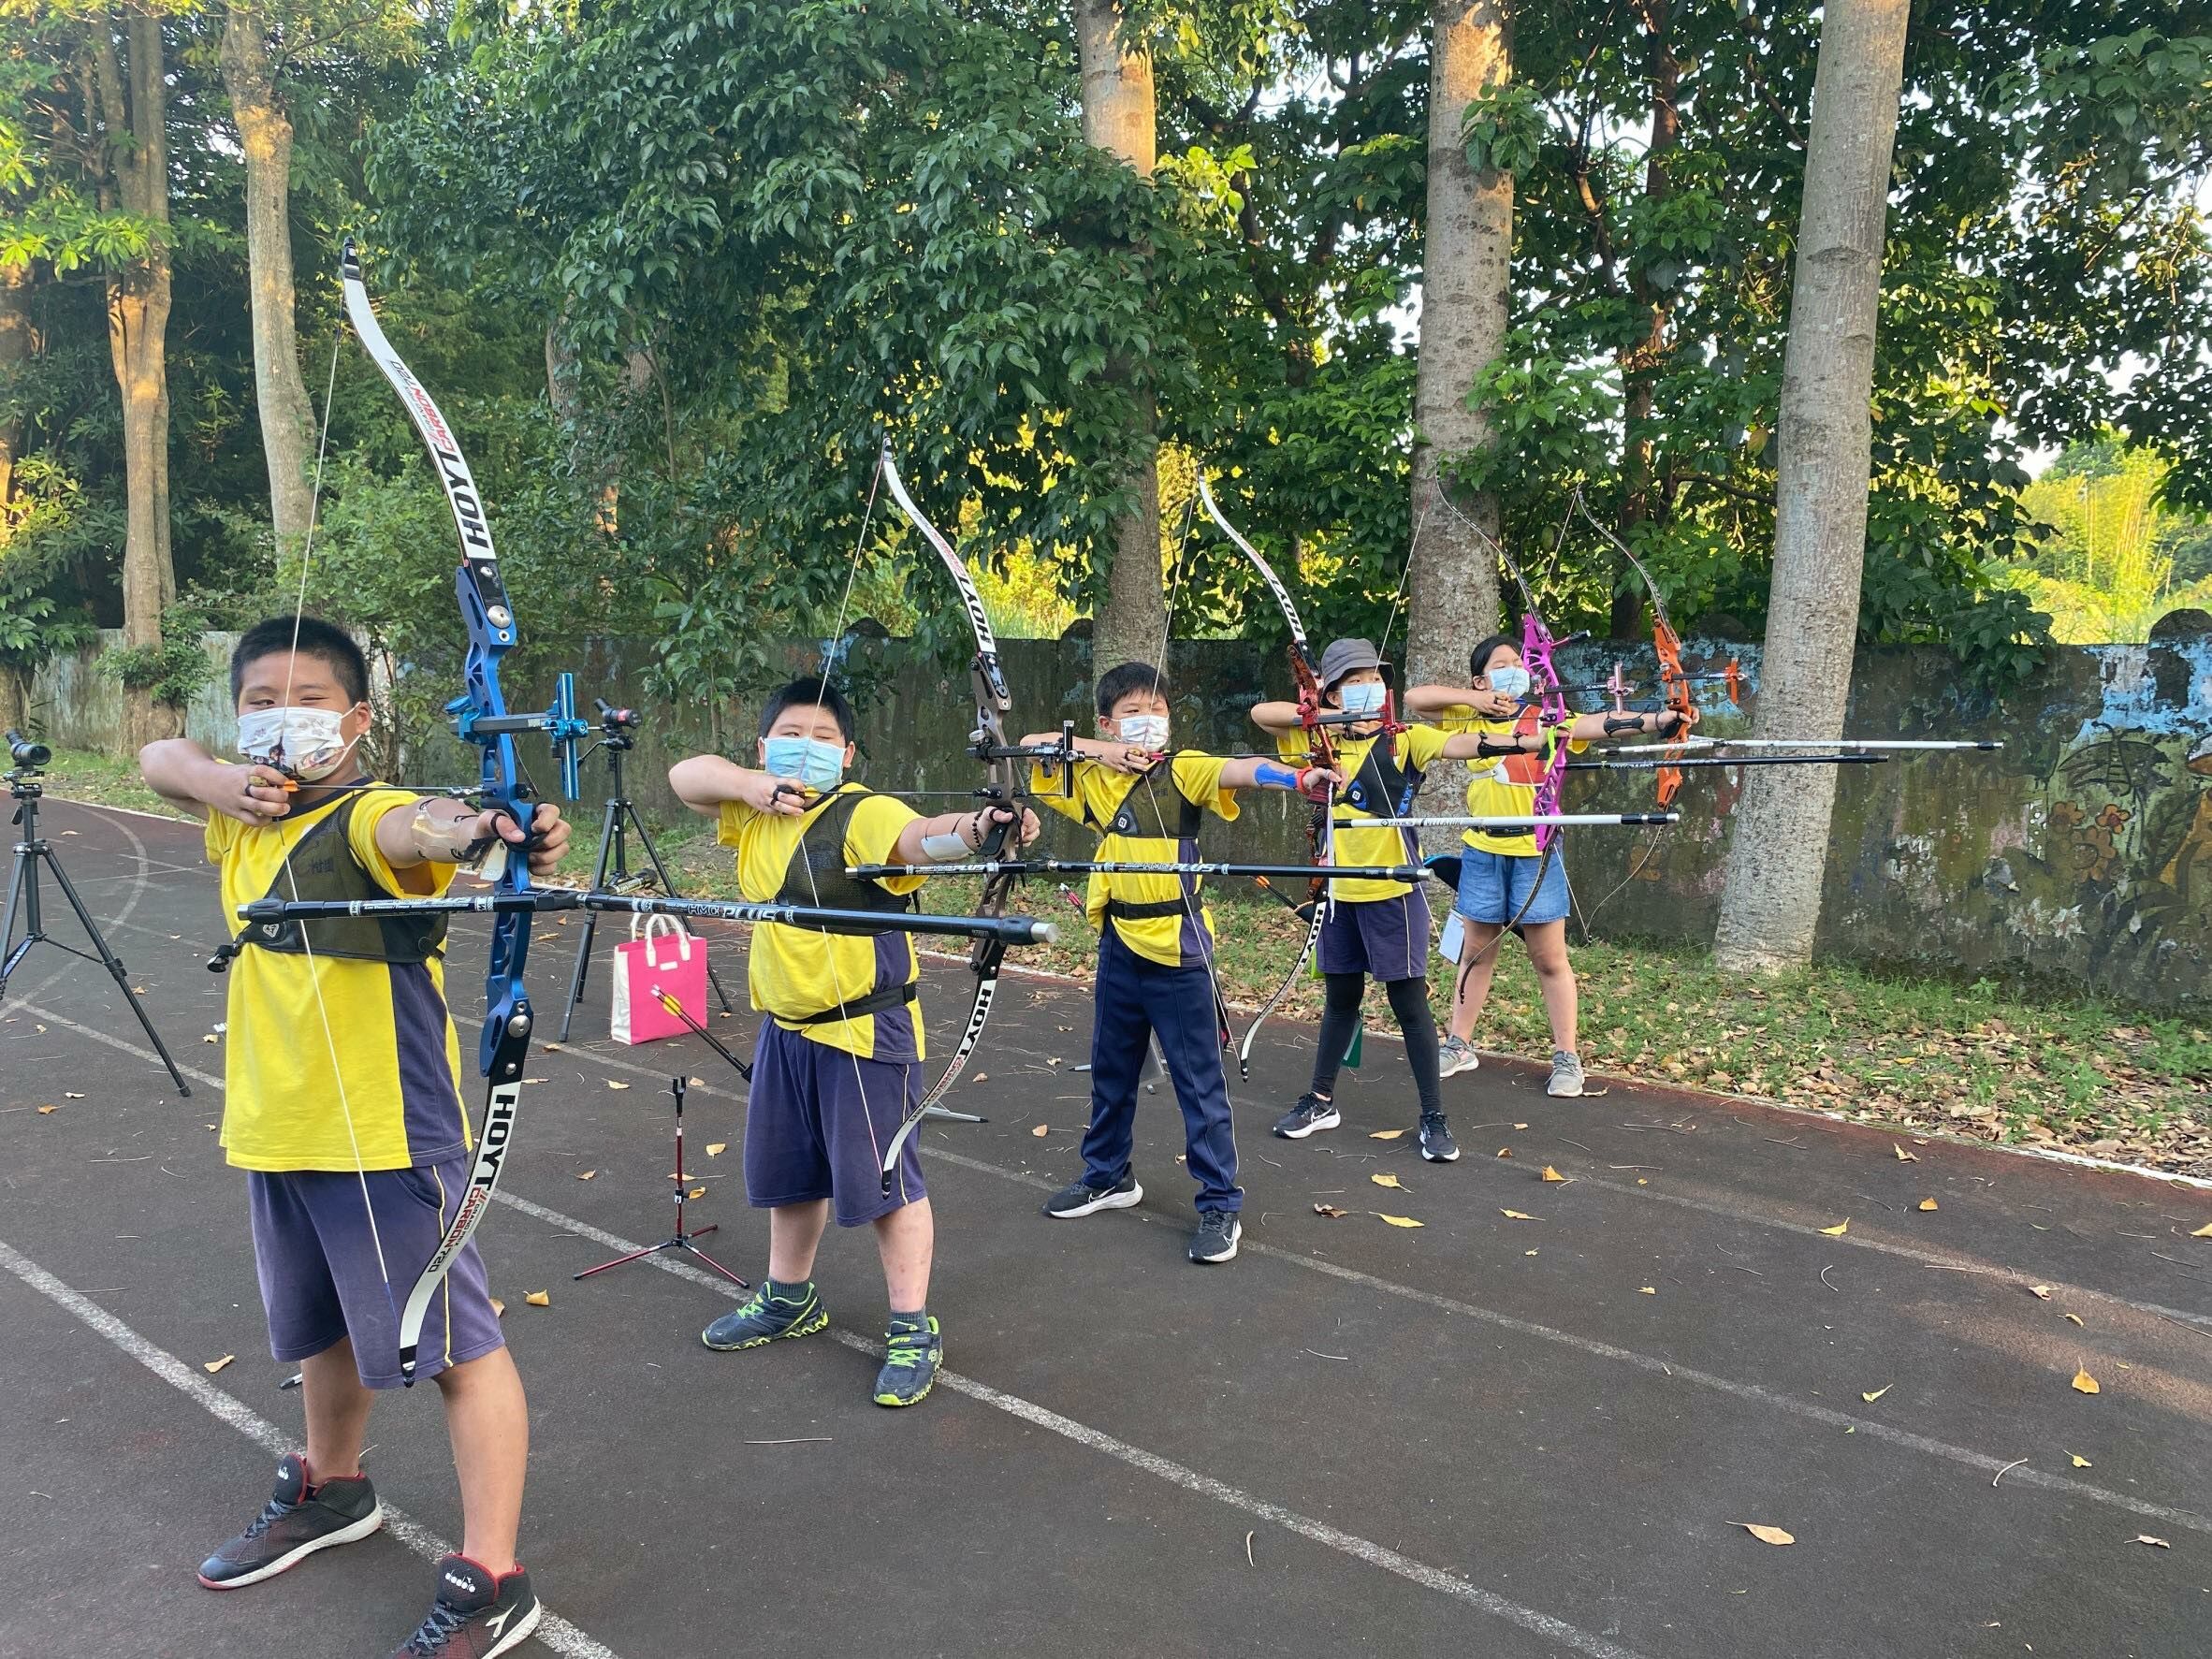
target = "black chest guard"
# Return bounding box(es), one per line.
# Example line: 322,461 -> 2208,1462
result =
1090,754 -> 1204,841
1340,733 -> 1423,822
213,791 -> 446,972
775,786 -> 918,935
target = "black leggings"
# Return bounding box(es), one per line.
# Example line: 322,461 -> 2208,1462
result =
1310,971 -> 1442,1115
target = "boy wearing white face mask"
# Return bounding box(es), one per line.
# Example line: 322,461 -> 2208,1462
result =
1405,635 -> 1687,1098
1023,661 -> 1340,1264
1250,638 -> 1519,1160
139,615 -> 572,1658
668,678 -> 1042,1401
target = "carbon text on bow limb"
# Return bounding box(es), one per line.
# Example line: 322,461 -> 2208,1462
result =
238,891 -> 1058,948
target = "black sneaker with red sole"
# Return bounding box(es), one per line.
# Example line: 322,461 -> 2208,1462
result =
197,1452 -> 383,1590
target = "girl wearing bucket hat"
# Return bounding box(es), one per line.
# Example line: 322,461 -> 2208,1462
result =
1249,639 -> 1529,1161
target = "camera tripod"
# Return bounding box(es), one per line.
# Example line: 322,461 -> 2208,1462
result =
558,702 -> 735,1041
0,756 -> 192,1094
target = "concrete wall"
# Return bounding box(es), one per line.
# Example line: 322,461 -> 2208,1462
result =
28,629 -> 2212,1007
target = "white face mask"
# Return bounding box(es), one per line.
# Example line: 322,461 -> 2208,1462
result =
237,706 -> 356,781
1486,665 -> 1533,699
1116,714 -> 1170,750
1338,681 -> 1387,718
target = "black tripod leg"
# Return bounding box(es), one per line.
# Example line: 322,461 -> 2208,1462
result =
0,843 -> 30,990
628,802 -> 735,1013
559,798 -> 625,1041
37,849 -> 192,1095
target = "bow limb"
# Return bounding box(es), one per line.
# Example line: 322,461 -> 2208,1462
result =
340,243 -> 549,1384
874,444 -> 1026,1180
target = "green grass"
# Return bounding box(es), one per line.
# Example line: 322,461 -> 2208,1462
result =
40,749 -> 2211,1176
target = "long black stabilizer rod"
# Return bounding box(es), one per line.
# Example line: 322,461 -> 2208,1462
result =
240,889 -> 1057,948
846,858 -> 1431,881
1564,753 -> 1892,773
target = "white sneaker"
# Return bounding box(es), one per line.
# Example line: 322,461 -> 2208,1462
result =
1437,1034 -> 1479,1078
1546,1049 -> 1585,1098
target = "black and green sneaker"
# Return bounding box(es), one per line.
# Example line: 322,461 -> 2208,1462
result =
873,1314 -> 942,1407
702,1279 -> 828,1351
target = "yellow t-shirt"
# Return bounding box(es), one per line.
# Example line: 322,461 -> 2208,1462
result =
716,785 -> 928,1061
1273,723 -> 1450,902
1032,752 -> 1236,968
206,785 -> 468,1173
1433,706 -> 1588,855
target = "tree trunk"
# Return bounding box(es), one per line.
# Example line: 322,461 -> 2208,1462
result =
1072,0 -> 1164,679
1613,0 -> 1680,640
97,11 -> 179,749
1712,0 -> 1911,973
221,4 -> 317,553
0,258 -> 30,521
1405,2 -> 1511,837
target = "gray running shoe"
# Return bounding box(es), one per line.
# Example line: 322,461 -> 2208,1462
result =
1547,1049 -> 1586,1098
702,1280 -> 828,1350
197,1453 -> 382,1590
1437,1034 -> 1480,1078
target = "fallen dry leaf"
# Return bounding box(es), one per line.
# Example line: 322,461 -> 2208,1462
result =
1540,1166 -> 1569,1183
1918,1199 -> 1939,1212
2063,1313 -> 2084,1327
2192,1221 -> 2212,1238
1861,1384 -> 1892,1404
1369,1129 -> 1406,1141
1513,1122 -> 1529,1130
65,1092 -> 84,1099
576,1170 -> 597,1181
1819,1219 -> 1850,1236
2070,1453 -> 2090,1468
1500,1209 -> 1540,1221
1637,1286 -> 1656,1295
523,1077 -> 549,1084
1637,1177 -> 1649,1186
2072,1367 -> 2100,1395
1893,1144 -> 1917,1162
2134,1535 -> 2170,1549
689,1186 -> 706,1200
1736,1523 -> 1796,1547
1495,1147 -> 1513,1158
1313,1203 -> 1348,1218
36,1104 -> 56,1115
1371,1172 -> 1406,1190
706,1142 -> 727,1157
691,1077 -> 706,1087
1375,1214 -> 1424,1229
544,1042 -> 564,1052
1031,1124 -> 1050,1138
2030,1285 -> 2053,1301
606,1080 -> 630,1091
203,1355 -> 235,1375
525,1290 -> 551,1307
489,1297 -> 506,1318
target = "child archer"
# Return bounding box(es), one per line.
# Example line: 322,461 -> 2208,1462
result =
1026,660 -> 1340,1264
668,677 -> 1041,1404
1404,634 -> 1689,1097
1250,638 -> 1532,1161
140,615 -> 570,1659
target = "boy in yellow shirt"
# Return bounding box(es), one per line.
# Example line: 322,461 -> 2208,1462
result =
1026,660 -> 1340,1264
140,615 -> 569,1659
669,677 -> 1041,1403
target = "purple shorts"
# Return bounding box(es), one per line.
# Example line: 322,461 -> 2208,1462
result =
1317,888 -> 1433,982
746,1020 -> 927,1227
247,1160 -> 504,1390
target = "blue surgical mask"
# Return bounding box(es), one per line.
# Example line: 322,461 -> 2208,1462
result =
1487,665 -> 1533,699
762,735 -> 847,793
1339,682 -> 1387,718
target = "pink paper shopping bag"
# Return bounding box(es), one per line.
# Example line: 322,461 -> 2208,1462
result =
610,914 -> 707,1044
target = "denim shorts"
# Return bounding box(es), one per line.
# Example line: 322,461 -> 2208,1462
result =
1453,845 -> 1570,926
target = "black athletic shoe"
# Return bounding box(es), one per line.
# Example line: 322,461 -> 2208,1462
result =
389,1554 -> 541,1658
1042,1170 -> 1143,1218
1419,1112 -> 1461,1163
1271,1093 -> 1341,1139
197,1452 -> 382,1590
1189,1211 -> 1243,1263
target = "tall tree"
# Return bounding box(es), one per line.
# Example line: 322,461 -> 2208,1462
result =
1712,0 -> 1913,973
94,6 -> 181,745
220,4 -> 317,550
1405,2 -> 1509,708
1074,0 -> 1164,676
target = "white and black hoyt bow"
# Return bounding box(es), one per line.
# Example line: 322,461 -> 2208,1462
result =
248,256 -> 1062,1370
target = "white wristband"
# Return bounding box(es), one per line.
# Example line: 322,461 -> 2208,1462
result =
921,832 -> 974,863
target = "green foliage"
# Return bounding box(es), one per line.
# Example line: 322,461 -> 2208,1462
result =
95,631 -> 213,708
1999,437 -> 2212,642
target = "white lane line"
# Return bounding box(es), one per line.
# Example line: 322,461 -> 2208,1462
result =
0,1235 -> 622,1659
921,1148 -> 2212,1538
22,999 -> 2212,1540
491,1192 -> 1652,1659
